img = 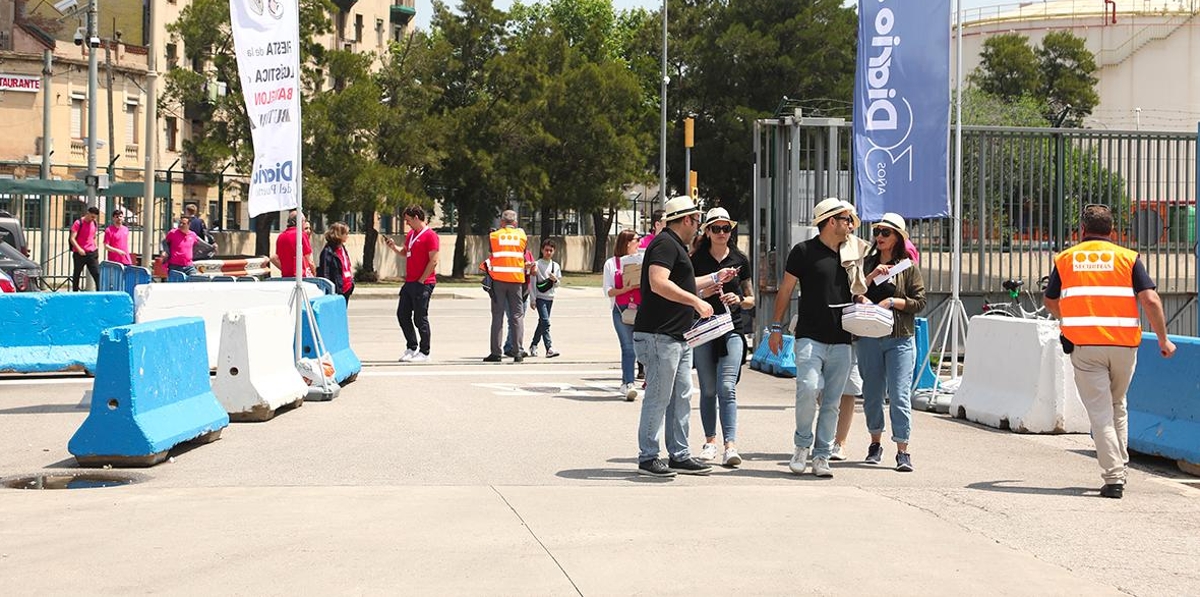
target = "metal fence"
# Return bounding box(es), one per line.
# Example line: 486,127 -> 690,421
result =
754,120 -> 1199,336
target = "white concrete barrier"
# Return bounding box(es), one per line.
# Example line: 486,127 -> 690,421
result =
134,282 -> 323,369
211,306 -> 307,421
951,315 -> 1090,433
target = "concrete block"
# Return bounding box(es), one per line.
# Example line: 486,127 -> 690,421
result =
1127,333 -> 1200,471
951,315 -> 1089,433
0,292 -> 134,374
212,306 -> 307,422
67,317 -> 230,467
300,295 -> 361,385
135,281 -> 323,369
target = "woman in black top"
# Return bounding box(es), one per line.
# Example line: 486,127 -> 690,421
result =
690,208 -> 754,467
316,222 -> 355,302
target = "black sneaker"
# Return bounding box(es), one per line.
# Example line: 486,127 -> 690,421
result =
1100,483 -> 1124,499
483,354 -> 502,363
668,457 -> 713,476
865,442 -> 883,464
895,452 -> 914,472
513,353 -> 524,363
638,459 -> 677,478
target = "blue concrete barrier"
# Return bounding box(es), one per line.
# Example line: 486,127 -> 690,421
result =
99,261 -> 124,291
300,295 -> 361,385
68,317 -> 229,467
913,318 -> 937,390
1126,333 -> 1200,470
0,292 -> 134,374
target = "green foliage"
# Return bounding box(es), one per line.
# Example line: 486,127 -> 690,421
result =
1037,31 -> 1099,126
971,33 -> 1041,102
958,87 -> 1046,127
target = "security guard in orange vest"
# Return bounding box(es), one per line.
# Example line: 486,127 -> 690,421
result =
1043,204 -> 1175,499
483,209 -> 530,363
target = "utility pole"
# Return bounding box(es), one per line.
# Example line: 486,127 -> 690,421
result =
105,33 -> 115,181
142,0 -> 159,266
40,49 -> 52,267
683,116 -> 693,197
658,0 -> 667,206
85,0 -> 99,210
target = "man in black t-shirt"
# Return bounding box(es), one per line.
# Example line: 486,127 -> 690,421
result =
632,196 -> 738,478
769,198 -> 861,478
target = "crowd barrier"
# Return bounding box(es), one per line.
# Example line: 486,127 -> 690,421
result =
195,257 -> 271,278
0,292 -> 134,374
950,315 -> 1089,433
98,261 -> 154,298
135,282 -> 324,369
212,306 -> 308,421
268,277 -> 336,295
301,294 -> 361,385
67,317 -> 229,467
913,318 -> 937,390
1127,333 -> 1200,472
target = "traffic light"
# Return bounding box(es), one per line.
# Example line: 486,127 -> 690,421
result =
689,171 -> 698,200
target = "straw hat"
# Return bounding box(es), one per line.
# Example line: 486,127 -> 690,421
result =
702,207 -> 736,231
662,196 -> 702,222
812,197 -> 860,228
873,212 -> 909,240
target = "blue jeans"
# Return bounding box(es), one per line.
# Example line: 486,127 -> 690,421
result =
530,298 -> 553,350
167,263 -> 199,276
611,306 -> 636,385
633,332 -> 693,462
793,337 -> 853,459
857,335 -> 916,444
694,333 -> 743,443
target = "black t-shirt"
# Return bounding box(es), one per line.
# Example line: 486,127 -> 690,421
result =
634,228 -> 697,340
784,237 -> 852,345
691,246 -> 752,334
863,252 -> 898,304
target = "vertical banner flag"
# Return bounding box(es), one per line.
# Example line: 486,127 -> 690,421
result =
230,0 -> 302,218
853,0 -> 951,221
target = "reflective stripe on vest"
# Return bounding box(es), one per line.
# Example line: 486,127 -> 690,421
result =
488,227 -> 527,283
1054,239 -> 1141,347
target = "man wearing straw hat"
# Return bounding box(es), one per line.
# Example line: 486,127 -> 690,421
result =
769,198 -> 864,478
633,196 -> 739,477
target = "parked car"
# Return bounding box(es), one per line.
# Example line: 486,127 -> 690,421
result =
0,212 -> 41,291
0,209 -> 30,257
0,269 -> 15,293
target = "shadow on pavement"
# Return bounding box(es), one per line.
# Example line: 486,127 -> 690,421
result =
0,404 -> 88,415
966,480 -> 1093,496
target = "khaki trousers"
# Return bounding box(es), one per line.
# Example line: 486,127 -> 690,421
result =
1070,345 -> 1138,485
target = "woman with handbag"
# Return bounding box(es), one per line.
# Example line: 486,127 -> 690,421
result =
529,239 -> 562,358
603,229 -> 642,401
689,208 -> 754,466
856,213 -> 926,472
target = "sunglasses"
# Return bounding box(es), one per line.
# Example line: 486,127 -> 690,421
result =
708,224 -> 732,234
873,227 -> 893,238
832,215 -> 854,224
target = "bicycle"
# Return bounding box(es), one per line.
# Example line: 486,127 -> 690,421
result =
981,276 -> 1052,319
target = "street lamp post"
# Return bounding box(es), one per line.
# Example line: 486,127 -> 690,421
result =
85,0 -> 99,211
658,0 -> 667,206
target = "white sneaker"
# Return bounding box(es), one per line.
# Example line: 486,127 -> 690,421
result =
399,348 -> 417,362
722,448 -> 742,467
408,352 -> 430,363
528,346 -> 538,357
830,442 -> 846,461
698,442 -> 719,461
788,447 -> 809,475
812,456 -> 833,478
623,383 -> 638,402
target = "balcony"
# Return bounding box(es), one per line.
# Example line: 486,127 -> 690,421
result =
390,4 -> 416,26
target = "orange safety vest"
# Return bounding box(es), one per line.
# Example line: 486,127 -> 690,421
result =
1054,239 -> 1141,347
488,227 -> 528,284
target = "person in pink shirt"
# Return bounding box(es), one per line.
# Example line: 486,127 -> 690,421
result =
162,216 -> 201,276
104,209 -> 133,265
69,206 -> 101,291
271,211 -> 314,278
638,208 -> 666,251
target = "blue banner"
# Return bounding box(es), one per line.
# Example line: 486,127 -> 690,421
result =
854,0 -> 951,222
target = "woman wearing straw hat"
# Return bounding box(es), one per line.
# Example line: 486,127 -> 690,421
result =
691,208 -> 754,467
856,213 -> 926,472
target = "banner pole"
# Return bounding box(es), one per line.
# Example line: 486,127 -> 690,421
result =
950,0 -> 965,373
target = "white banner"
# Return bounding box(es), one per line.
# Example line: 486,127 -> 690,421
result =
0,74 -> 41,92
229,0 -> 302,218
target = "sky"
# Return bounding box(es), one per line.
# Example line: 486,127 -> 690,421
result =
411,0 -> 1009,31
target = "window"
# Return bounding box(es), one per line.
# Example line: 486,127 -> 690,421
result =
376,19 -> 384,47
166,43 -> 178,70
62,198 -> 86,228
125,102 -> 138,146
70,97 -> 84,138
354,14 -> 363,43
336,11 -> 346,39
165,117 -> 178,152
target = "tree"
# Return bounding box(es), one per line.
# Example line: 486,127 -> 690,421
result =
1036,31 -> 1099,126
971,33 -> 1041,102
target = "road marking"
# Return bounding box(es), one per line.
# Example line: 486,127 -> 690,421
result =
472,381 -> 623,397
358,369 -> 617,378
